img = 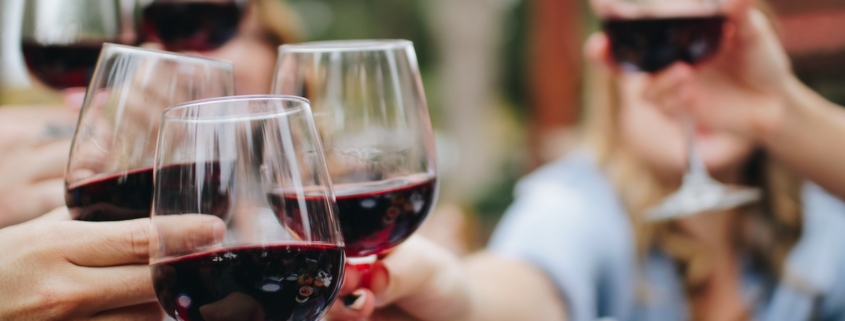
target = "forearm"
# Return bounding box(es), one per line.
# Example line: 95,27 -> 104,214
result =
369,241 -> 567,321
462,252 -> 567,321
761,77 -> 845,198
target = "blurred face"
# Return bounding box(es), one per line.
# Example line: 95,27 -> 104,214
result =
199,3 -> 277,95
616,72 -> 756,183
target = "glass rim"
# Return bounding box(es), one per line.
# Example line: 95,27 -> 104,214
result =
101,43 -> 234,69
162,94 -> 313,122
279,39 -> 413,53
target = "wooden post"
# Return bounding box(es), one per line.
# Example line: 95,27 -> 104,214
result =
527,0 -> 584,168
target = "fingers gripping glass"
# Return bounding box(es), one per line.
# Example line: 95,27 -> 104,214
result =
150,95 -> 345,321
273,40 -> 439,259
65,44 -> 234,221
600,0 -> 761,221
141,0 -> 247,52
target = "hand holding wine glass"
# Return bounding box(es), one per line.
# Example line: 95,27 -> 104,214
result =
592,0 -> 845,200
150,96 -> 345,321
589,0 -> 792,141
0,207 -> 224,320
591,0 -> 764,220
325,236 -> 471,321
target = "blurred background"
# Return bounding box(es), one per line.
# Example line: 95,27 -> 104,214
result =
2,0 -> 845,252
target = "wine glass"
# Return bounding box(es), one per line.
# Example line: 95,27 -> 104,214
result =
273,40 -> 438,261
20,0 -> 123,91
140,0 -> 248,52
600,0 -> 761,221
65,44 -> 234,221
150,95 -> 345,321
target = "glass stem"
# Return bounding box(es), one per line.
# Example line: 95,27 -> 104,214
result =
684,116 -> 713,185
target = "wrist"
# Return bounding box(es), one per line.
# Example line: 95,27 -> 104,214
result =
758,76 -> 836,150
754,77 -> 811,144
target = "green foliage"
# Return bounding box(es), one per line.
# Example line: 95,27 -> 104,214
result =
286,0 -> 436,69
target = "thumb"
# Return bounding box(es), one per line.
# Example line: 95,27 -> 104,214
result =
64,215 -> 226,267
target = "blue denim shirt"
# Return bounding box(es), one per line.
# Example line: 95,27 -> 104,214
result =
489,152 -> 845,321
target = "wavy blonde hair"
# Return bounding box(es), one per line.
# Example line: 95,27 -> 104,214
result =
580,1 -> 802,303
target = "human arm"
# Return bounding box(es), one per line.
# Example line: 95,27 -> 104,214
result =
0,207 -> 225,320
589,0 -> 845,198
325,236 -> 566,321
755,80 -> 845,200
326,158 -> 631,321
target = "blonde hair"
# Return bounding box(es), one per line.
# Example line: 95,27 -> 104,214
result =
247,0 -> 303,47
580,9 -> 802,303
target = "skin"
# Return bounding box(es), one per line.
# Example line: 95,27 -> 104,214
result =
0,208 -> 225,320
0,1 -> 278,228
183,2 -> 278,95
326,0 -> 845,320
0,107 -> 76,228
0,2 -> 282,319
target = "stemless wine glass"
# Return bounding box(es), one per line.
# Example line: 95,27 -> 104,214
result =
273,40 -> 438,260
65,44 -> 234,221
150,95 -> 345,321
601,0 -> 760,221
21,0 -> 123,90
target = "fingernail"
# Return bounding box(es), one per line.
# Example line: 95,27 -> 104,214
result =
344,290 -> 366,310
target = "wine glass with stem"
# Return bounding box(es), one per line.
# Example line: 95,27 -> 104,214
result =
272,40 -> 438,264
150,95 -> 345,321
20,0 -> 124,91
600,0 -> 761,221
65,44 -> 234,221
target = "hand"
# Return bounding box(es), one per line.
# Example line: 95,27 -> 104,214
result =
66,53 -> 230,185
0,207 -> 225,320
0,107 -> 77,227
326,236 -> 471,321
588,0 -> 795,140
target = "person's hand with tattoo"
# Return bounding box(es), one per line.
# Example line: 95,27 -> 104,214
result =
0,106 -> 78,227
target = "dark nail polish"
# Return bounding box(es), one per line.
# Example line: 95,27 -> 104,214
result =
344,290 -> 366,310
344,294 -> 361,306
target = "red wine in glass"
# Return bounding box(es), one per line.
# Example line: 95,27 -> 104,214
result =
64,44 -> 235,221
141,1 -> 243,52
151,96 -> 344,321
152,243 -> 343,321
21,0 -> 123,90
273,40 -> 439,260
65,167 -> 154,221
21,41 -> 106,90
603,16 -> 726,72
66,162 -> 230,221
269,176 -> 437,257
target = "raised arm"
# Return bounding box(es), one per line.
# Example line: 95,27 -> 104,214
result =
326,236 -> 567,321
589,0 -> 845,198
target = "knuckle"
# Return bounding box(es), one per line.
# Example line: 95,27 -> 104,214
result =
126,223 -> 151,261
34,281 -> 80,320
